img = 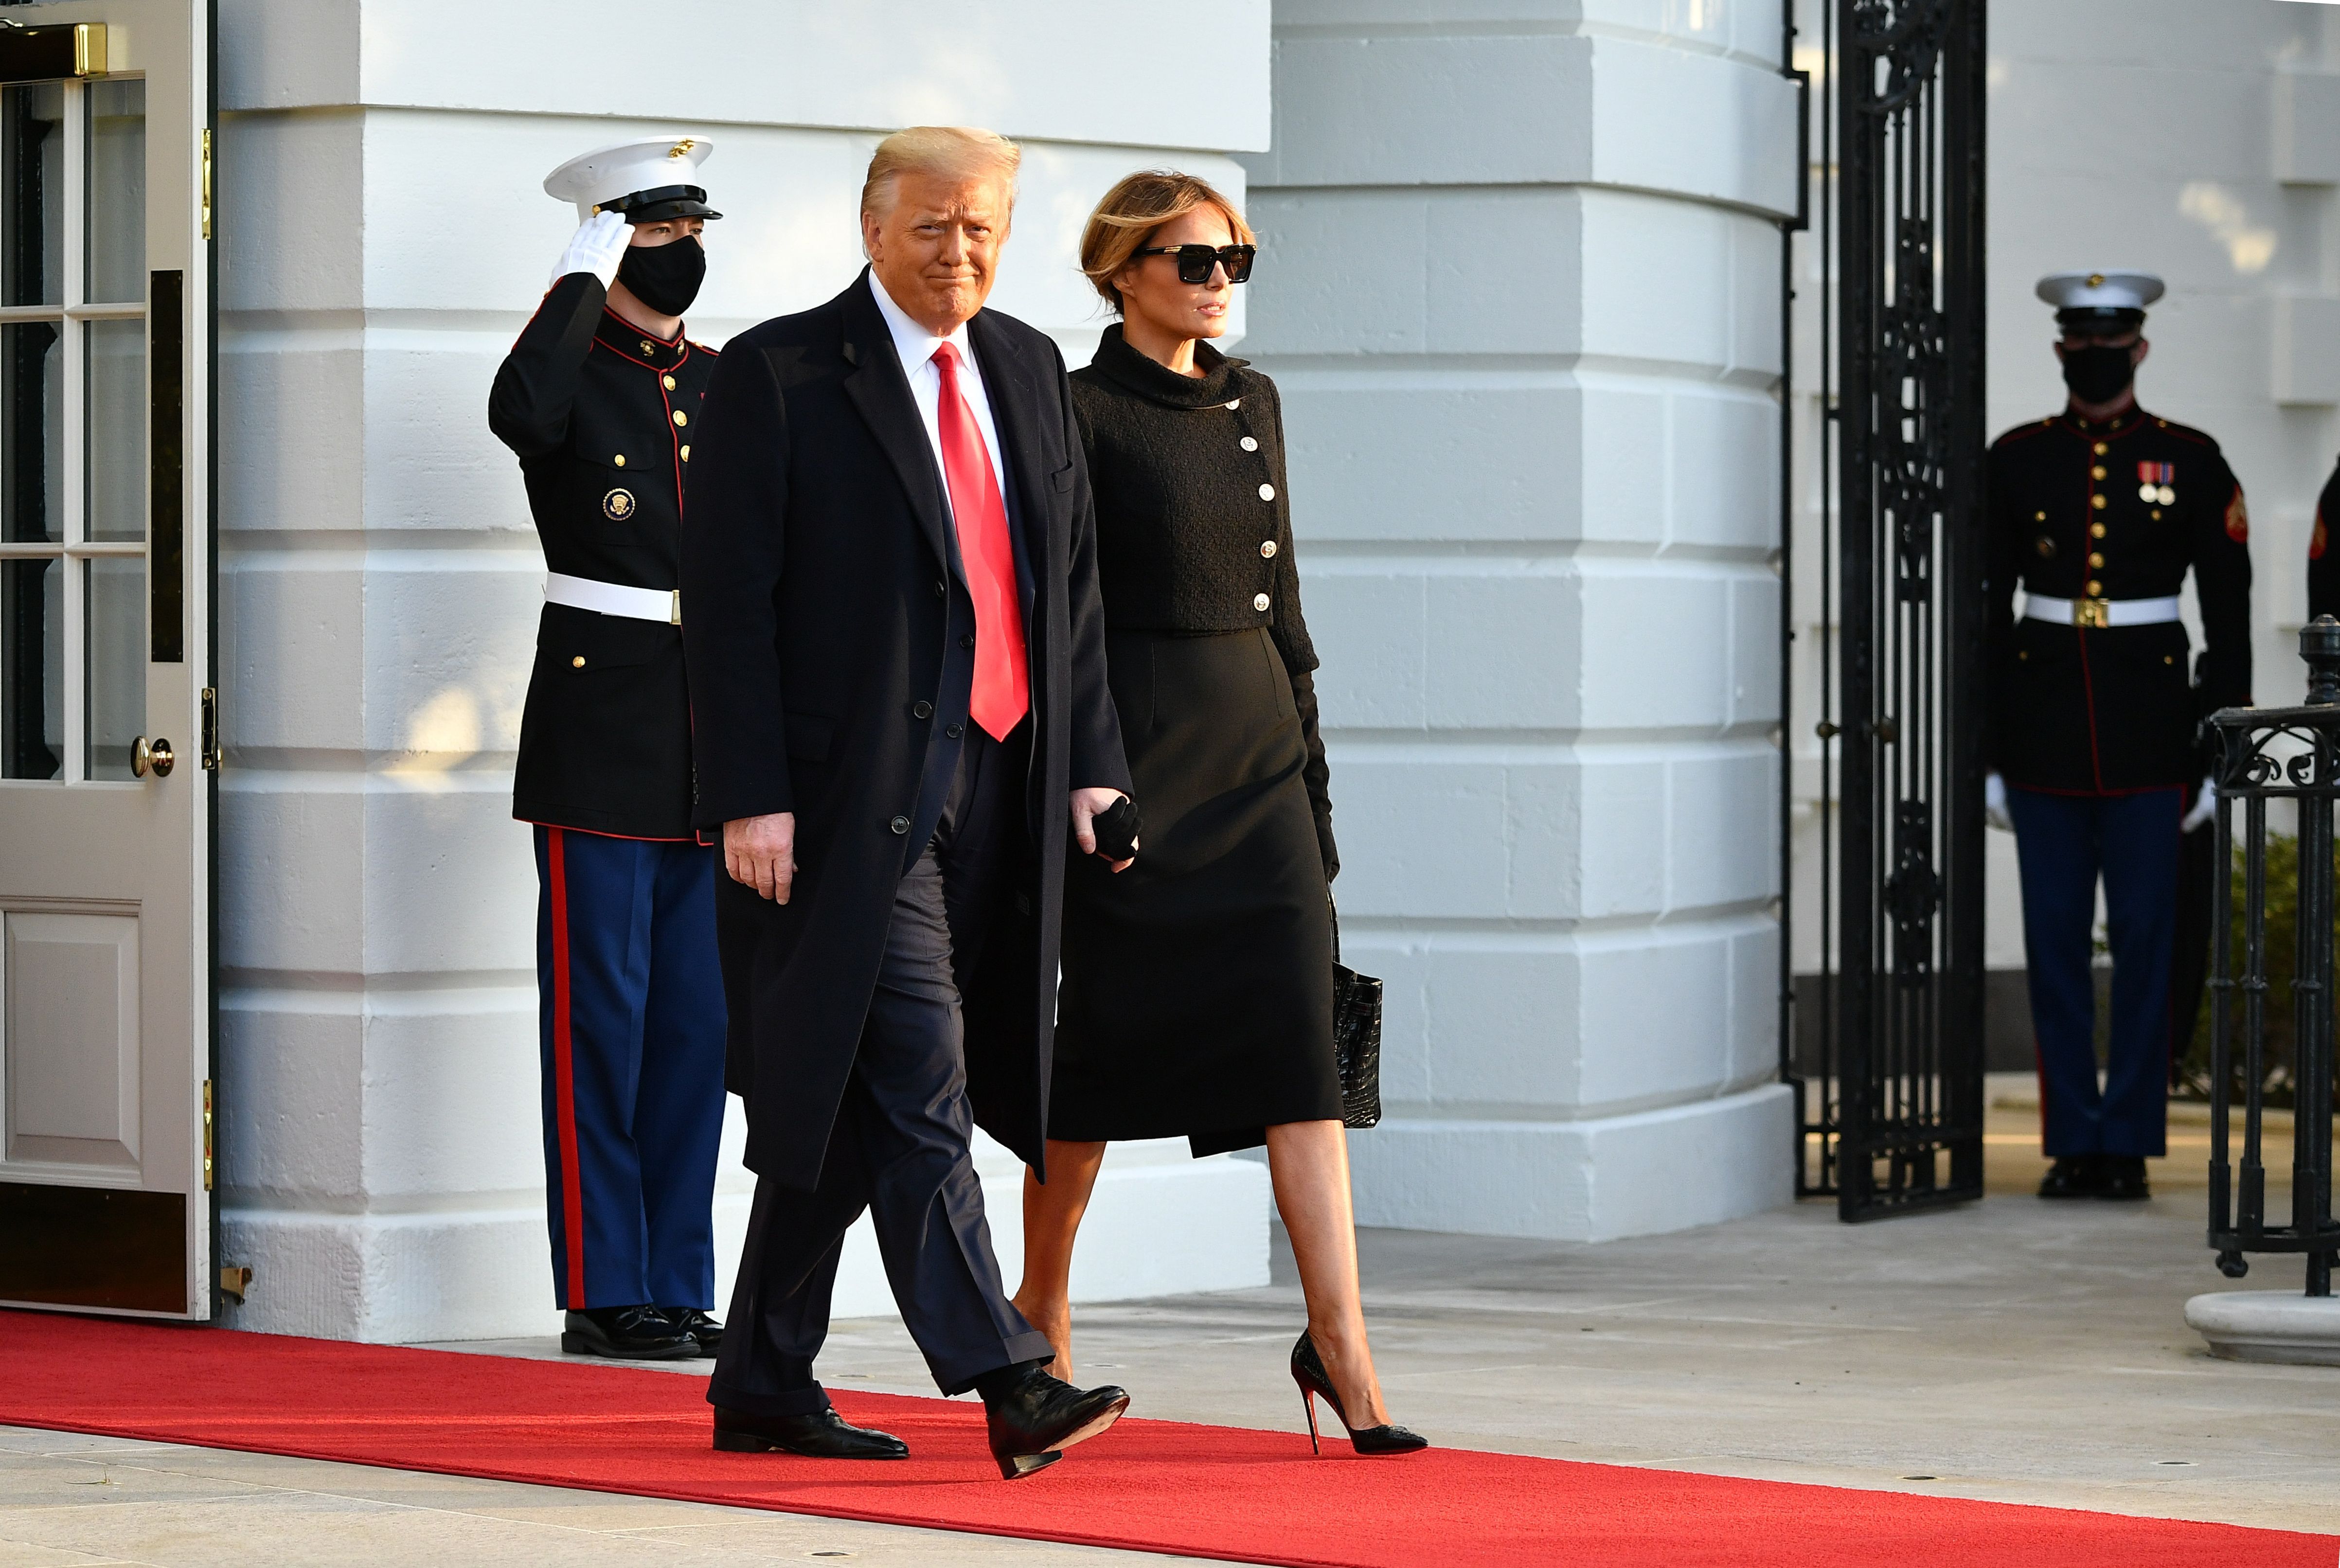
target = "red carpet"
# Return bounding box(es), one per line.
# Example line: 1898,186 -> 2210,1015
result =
0,1311 -> 2329,1568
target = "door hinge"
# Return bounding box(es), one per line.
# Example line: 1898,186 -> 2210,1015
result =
203,1078 -> 214,1190
201,128 -> 213,240
219,1265 -> 250,1305
201,687 -> 220,770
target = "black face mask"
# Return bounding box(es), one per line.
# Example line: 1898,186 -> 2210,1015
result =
616,234 -> 705,317
2060,342 -> 2135,405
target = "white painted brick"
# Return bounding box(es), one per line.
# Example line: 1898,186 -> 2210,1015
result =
1424,571 -> 1583,729
1276,382 -> 1584,543
1574,928 -> 1733,1105
1418,944 -> 1582,1105
1303,571 -> 1428,728
1666,750 -> 1777,911
1569,759 -> 1666,920
1328,760 -> 1511,917
1575,565 -> 1731,730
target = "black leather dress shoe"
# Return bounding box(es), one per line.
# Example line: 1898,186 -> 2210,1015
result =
560,1305 -> 699,1360
658,1307 -> 722,1354
2097,1155 -> 2151,1201
2037,1154 -> 2102,1199
981,1364 -> 1129,1480
712,1405 -> 908,1460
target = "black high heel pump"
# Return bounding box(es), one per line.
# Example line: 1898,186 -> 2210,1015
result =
1290,1330 -> 1429,1456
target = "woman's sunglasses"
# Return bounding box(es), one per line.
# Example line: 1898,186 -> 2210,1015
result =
1134,243 -> 1257,285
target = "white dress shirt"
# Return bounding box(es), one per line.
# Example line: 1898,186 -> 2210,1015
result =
868,271 -> 1008,518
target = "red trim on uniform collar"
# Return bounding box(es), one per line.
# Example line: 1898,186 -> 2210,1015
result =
601,305 -> 684,349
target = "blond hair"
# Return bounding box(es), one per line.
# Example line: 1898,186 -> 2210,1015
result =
1079,170 -> 1254,313
859,126 -> 1021,221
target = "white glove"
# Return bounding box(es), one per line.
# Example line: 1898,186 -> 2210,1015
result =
2181,775 -> 2217,833
1984,770 -> 2013,833
551,209 -> 630,290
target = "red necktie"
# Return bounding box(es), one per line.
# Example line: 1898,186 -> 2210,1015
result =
931,341 -> 1029,741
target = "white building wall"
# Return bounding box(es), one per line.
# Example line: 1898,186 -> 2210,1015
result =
1240,1 -> 1801,1241
211,0 -> 1275,1342
1786,1 -> 2340,988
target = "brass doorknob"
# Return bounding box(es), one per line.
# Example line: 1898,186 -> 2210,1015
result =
131,736 -> 175,778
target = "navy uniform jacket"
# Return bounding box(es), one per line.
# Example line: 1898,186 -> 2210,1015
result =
2309,459 -> 2340,621
1985,408 -> 2252,793
489,272 -> 716,839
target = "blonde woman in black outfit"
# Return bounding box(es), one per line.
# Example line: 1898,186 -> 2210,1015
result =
1011,172 -> 1422,1457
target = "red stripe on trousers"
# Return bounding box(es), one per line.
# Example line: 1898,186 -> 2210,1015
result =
548,828 -> 588,1306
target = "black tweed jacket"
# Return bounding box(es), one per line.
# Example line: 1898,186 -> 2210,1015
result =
1070,325 -> 1336,874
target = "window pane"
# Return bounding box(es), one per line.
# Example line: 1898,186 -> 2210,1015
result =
2,555 -> 61,778
86,320 -> 143,541
84,555 -> 143,781
85,79 -> 144,304
2,321 -> 60,543
2,82 -> 61,308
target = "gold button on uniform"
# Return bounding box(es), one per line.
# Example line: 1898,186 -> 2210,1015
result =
572,656 -> 586,668
2091,523 -> 2106,538
2035,511 -> 2047,522
2093,442 -> 2108,456
614,454 -> 626,466
672,410 -> 688,426
2089,552 -> 2105,567
1258,483 -> 1275,501
2087,579 -> 2103,594
1240,436 -> 1259,452
2091,465 -> 2107,480
663,374 -> 677,391
680,445 -> 691,462
640,339 -> 656,355
1252,592 -> 1271,612
2090,494 -> 2106,509
1261,540 -> 1277,558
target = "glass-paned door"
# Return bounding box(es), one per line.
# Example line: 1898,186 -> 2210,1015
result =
0,0 -> 214,1321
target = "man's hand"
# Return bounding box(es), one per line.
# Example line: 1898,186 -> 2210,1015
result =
1071,787 -> 1136,873
725,812 -> 798,902
553,209 -> 630,290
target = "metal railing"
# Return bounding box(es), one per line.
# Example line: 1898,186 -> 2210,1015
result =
2205,615 -> 2340,1296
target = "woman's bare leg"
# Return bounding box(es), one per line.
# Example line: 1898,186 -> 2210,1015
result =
1266,1119 -> 1393,1427
1011,1139 -> 1107,1380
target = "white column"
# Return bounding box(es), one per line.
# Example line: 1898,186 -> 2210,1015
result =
211,0 -> 1274,1341
1241,1 -> 1800,1240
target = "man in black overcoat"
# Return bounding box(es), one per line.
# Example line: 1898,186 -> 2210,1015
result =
680,126 -> 1137,1479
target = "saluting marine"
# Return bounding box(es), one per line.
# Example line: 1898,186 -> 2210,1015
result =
488,137 -> 728,1360
1984,270 -> 2252,1202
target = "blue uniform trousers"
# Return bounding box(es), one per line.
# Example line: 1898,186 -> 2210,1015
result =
2005,785 -> 2182,1158
534,826 -> 726,1310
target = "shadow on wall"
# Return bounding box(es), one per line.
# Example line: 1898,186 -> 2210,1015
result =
1789,968 -> 2110,1076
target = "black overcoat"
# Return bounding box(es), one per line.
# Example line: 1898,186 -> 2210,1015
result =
680,272 -> 1129,1187
1984,408 -> 2252,793
488,273 -> 715,839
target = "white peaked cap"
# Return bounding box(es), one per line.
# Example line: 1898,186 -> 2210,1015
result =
2035,270 -> 2166,313
543,136 -> 717,222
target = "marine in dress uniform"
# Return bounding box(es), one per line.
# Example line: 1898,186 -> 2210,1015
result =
1985,271 -> 2253,1201
487,137 -> 729,1358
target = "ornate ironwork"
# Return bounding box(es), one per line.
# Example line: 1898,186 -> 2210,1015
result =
2204,619 -> 2340,1297
1790,0 -> 1987,1220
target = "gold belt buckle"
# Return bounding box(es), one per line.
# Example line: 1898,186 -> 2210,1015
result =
668,589 -> 682,626
2072,597 -> 2110,629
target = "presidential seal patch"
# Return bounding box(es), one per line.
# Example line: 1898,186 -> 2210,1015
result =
603,487 -> 636,521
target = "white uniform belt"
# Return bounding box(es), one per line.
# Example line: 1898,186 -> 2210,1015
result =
545,572 -> 679,626
2023,593 -> 2181,629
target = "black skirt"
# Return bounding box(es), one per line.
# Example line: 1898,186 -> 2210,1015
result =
1050,626 -> 1341,1155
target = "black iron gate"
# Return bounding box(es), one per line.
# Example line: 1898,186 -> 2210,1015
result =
1787,0 -> 1988,1219
2204,619 -> 2340,1296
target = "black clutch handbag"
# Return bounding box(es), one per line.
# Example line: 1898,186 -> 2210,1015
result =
1330,903 -> 1382,1129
